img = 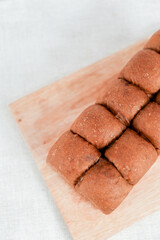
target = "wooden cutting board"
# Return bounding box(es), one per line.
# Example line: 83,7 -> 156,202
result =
9,39 -> 160,240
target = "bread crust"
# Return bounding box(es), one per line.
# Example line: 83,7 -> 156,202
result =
47,30 -> 160,214
133,102 -> 160,150
96,78 -> 149,125
76,158 -> 132,214
71,104 -> 126,149
47,131 -> 100,185
155,91 -> 160,104
145,30 -> 160,52
120,49 -> 160,94
105,129 -> 157,185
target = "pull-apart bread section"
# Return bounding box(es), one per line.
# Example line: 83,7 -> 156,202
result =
105,129 -> 157,185
145,30 -> 160,53
96,78 -> 149,125
47,30 -> 160,214
76,158 -> 132,214
71,104 -> 126,149
120,49 -> 160,94
47,131 -> 100,186
132,102 -> 160,152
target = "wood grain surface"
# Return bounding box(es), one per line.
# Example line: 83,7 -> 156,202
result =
9,39 -> 160,240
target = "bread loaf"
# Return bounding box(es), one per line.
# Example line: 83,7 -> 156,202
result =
47,30 -> 160,214
105,129 -> 157,185
145,30 -> 160,52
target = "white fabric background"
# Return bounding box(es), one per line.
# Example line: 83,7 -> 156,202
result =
1,0 -> 160,239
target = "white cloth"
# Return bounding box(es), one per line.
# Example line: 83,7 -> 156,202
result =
1,0 -> 160,239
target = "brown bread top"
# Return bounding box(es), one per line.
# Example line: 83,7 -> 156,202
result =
76,158 -> 132,214
47,131 -> 100,185
133,102 -> 160,150
71,104 -> 126,149
47,30 -> 160,214
105,129 -> 157,185
119,49 -> 160,94
96,78 -> 149,125
145,30 -> 160,52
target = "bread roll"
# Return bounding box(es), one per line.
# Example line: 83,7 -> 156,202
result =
120,49 -> 160,94
47,131 -> 100,185
133,102 -> 160,151
76,158 -> 132,214
96,78 -> 149,125
105,129 -> 157,185
71,104 -> 126,149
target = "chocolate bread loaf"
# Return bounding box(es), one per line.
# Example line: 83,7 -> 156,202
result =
47,30 -> 160,214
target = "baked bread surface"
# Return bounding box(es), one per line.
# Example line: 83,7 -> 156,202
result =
47,30 -> 160,214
